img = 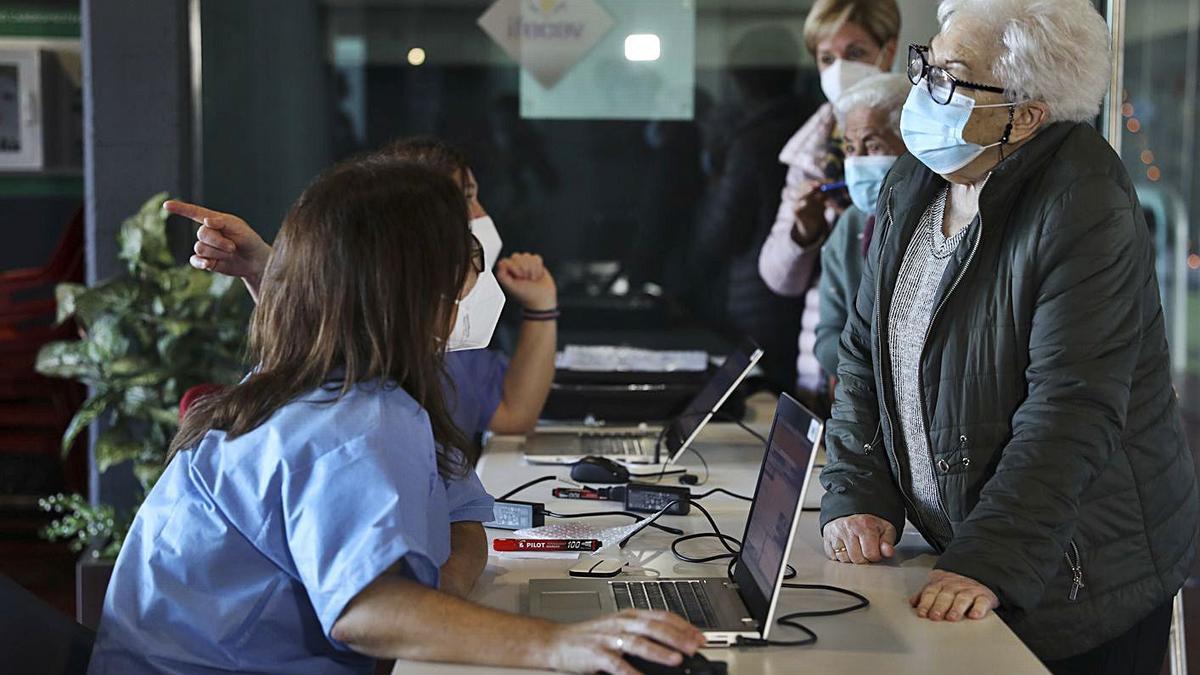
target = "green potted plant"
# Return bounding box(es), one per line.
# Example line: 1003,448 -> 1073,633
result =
34,193 -> 250,625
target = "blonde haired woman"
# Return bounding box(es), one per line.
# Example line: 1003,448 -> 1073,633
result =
758,0 -> 901,407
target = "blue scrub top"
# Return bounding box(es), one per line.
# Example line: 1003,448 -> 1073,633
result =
87,379 -> 495,675
444,349 -> 508,438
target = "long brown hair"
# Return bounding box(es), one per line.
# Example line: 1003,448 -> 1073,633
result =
170,159 -> 476,477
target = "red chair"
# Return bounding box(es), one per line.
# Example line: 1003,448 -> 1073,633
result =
179,384 -> 227,421
0,206 -> 87,497
0,208 -> 84,314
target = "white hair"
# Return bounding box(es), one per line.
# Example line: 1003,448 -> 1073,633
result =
937,0 -> 1112,123
833,73 -> 911,135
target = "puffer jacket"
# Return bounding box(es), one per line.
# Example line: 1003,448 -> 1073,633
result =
819,121 -> 1198,660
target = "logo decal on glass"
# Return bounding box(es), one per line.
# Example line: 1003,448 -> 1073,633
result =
478,0 -> 615,88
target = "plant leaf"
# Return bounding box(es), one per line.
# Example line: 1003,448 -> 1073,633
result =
54,282 -> 87,324
118,192 -> 173,274
94,431 -> 142,474
85,315 -> 132,363
61,392 -> 114,456
36,341 -> 99,382
133,460 -> 165,492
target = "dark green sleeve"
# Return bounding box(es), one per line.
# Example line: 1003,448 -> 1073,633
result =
935,176 -> 1142,610
819,189 -> 907,538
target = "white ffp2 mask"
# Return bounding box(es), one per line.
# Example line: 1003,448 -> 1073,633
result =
447,268 -> 506,352
470,215 -> 503,270
820,59 -> 883,105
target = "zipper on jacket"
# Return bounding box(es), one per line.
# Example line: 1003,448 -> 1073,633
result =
872,188 -> 896,451
1066,540 -> 1085,602
873,190 -> 897,457
863,423 -> 883,455
917,203 -> 985,529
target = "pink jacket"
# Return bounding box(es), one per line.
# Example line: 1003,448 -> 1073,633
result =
757,102 -> 839,297
758,103 -> 840,393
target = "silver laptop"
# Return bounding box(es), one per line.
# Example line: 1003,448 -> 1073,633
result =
527,393 -> 824,647
521,340 -> 764,465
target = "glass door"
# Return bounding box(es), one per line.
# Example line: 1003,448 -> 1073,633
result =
1107,3 -> 1200,673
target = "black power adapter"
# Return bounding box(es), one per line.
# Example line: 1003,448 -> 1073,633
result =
622,483 -> 691,516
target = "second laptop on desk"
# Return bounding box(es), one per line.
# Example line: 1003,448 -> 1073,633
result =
527,393 -> 824,647
521,339 -> 764,465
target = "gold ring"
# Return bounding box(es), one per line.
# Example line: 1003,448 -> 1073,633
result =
833,545 -> 847,554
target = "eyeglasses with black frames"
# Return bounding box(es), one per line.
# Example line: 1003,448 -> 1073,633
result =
908,44 -> 1008,105
469,234 -> 485,275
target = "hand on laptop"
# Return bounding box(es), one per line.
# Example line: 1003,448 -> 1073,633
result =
822,514 -> 897,564
545,609 -> 704,675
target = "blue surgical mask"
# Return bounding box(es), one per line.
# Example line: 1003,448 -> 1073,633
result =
844,155 -> 898,214
900,82 -> 1016,175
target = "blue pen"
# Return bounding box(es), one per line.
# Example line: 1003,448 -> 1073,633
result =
819,181 -> 848,193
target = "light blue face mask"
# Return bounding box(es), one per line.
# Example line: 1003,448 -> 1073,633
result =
844,154 -> 898,214
900,81 -> 1017,175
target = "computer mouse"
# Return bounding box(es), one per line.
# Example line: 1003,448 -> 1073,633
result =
622,652 -> 726,675
570,456 -> 630,484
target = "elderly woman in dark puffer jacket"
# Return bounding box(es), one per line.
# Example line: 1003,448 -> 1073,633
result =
818,1 -> 1199,674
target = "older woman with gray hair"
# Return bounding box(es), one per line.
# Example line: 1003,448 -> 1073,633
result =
818,0 -> 1199,673
815,73 -> 911,382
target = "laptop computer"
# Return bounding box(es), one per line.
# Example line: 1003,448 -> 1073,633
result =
527,393 -> 824,647
521,340 -> 764,465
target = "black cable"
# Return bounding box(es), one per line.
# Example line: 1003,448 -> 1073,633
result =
666,502 -> 869,648
627,467 -> 688,479
617,499 -> 683,547
737,585 -> 870,648
709,410 -> 768,444
778,583 -> 871,613
737,619 -> 819,647
543,509 -> 685,536
670,500 -> 742,564
692,487 -> 752,502
497,475 -> 557,501
684,446 -> 711,486
649,409 -> 765,483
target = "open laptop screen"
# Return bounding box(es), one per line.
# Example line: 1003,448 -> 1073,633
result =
662,339 -> 763,462
732,394 -> 821,632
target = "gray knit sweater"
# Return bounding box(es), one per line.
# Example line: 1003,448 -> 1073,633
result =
887,188 -> 965,548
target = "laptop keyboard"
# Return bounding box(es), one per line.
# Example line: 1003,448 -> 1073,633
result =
580,434 -> 650,457
612,581 -> 718,628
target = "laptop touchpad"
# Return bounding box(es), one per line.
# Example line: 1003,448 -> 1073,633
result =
541,591 -> 602,611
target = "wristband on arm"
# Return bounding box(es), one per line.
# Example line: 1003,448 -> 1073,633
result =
522,307 -> 560,322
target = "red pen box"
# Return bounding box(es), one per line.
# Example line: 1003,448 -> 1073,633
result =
493,538 -> 602,553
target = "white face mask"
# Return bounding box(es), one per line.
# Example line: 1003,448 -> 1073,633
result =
447,268 -> 506,352
470,215 -> 503,270
820,58 -> 883,105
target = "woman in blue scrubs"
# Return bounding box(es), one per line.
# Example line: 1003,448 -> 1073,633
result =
87,160 -> 701,674
167,137 -> 558,443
